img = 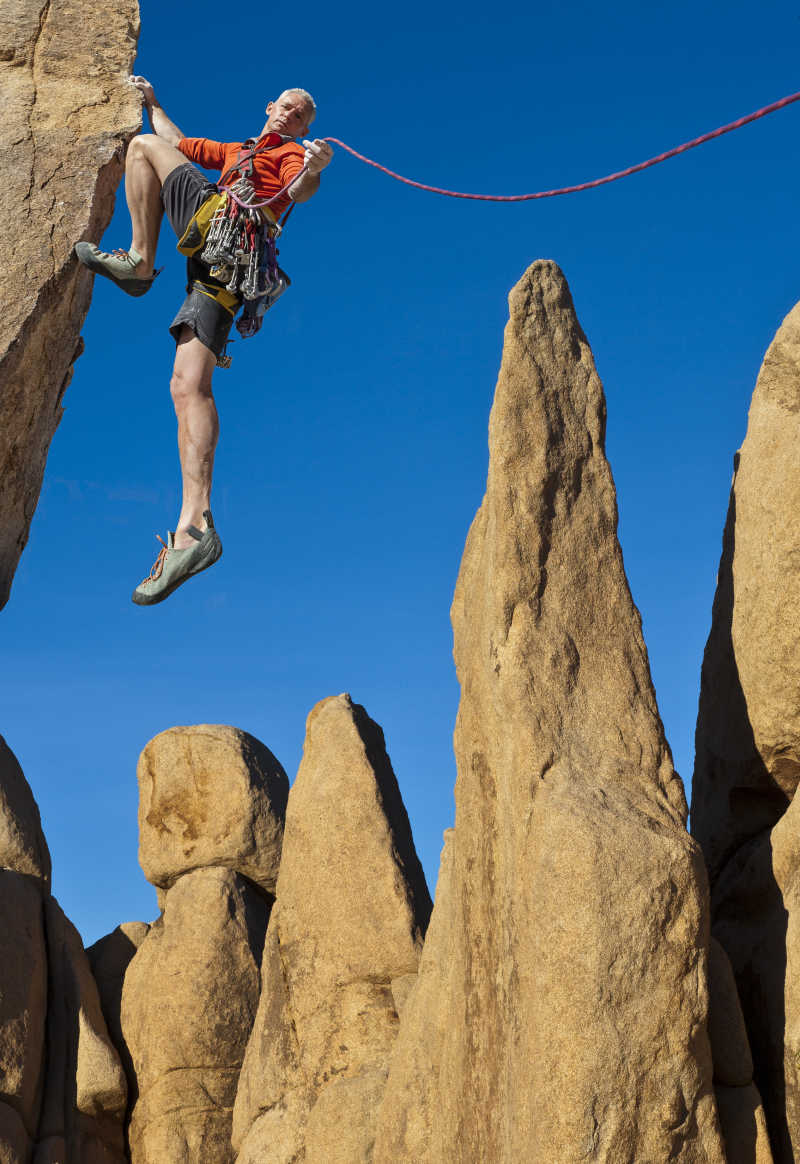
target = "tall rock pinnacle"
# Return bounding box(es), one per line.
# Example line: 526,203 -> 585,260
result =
233,694 -> 431,1163
692,299 -> 800,1161
0,0 -> 141,609
376,260 -> 724,1162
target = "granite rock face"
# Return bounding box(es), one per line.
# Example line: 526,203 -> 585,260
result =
121,868 -> 268,1164
0,735 -> 51,883
137,725 -> 288,893
0,0 -> 141,609
692,299 -> 800,1162
0,871 -> 48,1153
707,938 -> 773,1163
233,694 -> 432,1164
0,738 -> 127,1162
375,260 -> 724,1162
36,899 -> 128,1164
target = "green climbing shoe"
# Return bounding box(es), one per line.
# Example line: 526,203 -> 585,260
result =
132,512 -> 222,606
74,242 -> 159,297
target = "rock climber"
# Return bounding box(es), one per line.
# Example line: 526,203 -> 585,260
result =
75,76 -> 333,606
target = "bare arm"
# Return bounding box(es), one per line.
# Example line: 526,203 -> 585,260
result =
288,139 -> 333,203
130,76 -> 184,146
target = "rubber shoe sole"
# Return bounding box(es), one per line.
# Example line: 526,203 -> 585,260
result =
75,242 -> 157,298
132,530 -> 223,606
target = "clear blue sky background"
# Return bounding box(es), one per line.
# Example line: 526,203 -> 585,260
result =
3,0 -> 800,944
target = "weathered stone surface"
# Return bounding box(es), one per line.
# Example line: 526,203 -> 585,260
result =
37,898 -> 127,1163
709,790 -> 800,1163
0,736 -> 50,883
692,301 -> 800,1162
708,936 -> 753,1086
137,725 -> 288,892
0,1100 -> 31,1164
0,0 -> 141,609
122,867 -> 268,1164
233,694 -> 431,1163
715,1084 -> 774,1164
692,298 -> 800,882
376,261 -> 723,1162
374,830 -> 457,1163
0,870 -> 47,1138
87,921 -> 150,1111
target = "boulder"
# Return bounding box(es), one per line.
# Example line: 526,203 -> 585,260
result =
0,870 -> 47,1140
375,260 -> 724,1162
121,867 -> 268,1164
137,725 -> 288,892
715,1084 -> 774,1164
36,899 -> 127,1163
374,830 -> 457,1163
0,736 -> 50,883
707,937 -> 753,1086
692,298 -> 800,882
0,1101 -> 31,1164
87,922 -> 150,1107
233,694 -> 431,1163
692,298 -> 800,1161
0,0 -> 141,608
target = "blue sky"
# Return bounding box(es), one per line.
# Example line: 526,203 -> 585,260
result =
4,0 -> 800,944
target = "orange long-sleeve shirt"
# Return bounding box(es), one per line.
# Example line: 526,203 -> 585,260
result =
177,134 -> 305,218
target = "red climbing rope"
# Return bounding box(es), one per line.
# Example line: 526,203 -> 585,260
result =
225,89 -> 800,213
322,89 -> 800,202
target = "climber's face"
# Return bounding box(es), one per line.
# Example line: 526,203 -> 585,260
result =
265,92 -> 314,138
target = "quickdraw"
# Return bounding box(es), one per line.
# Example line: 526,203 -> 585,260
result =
182,134 -> 308,361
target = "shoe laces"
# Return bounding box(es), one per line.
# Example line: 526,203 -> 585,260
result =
141,535 -> 168,586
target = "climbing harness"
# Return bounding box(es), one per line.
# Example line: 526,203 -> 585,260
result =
178,133 -> 304,366
173,88 -> 800,367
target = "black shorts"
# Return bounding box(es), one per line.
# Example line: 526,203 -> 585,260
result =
161,163 -> 239,359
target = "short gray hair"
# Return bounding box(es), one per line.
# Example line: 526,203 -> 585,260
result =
279,88 -> 317,122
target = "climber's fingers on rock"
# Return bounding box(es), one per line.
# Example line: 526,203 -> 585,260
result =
129,76 -> 155,103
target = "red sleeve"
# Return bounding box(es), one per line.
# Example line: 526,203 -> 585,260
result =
279,145 -> 305,185
177,137 -> 227,170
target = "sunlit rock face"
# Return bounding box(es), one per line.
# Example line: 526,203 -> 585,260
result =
233,694 -> 432,1164
0,736 -> 128,1162
0,0 -> 141,609
692,298 -> 800,1163
375,259 -> 725,1163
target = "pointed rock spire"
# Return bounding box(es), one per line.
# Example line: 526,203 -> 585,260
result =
376,260 -> 724,1162
233,694 -> 431,1163
692,298 -> 800,1161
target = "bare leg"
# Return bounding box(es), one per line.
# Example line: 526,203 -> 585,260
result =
123,134 -> 194,277
170,327 -> 219,549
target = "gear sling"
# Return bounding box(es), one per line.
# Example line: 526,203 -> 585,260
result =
175,133 -> 295,358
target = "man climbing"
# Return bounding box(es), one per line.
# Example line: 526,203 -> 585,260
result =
75,77 -> 333,605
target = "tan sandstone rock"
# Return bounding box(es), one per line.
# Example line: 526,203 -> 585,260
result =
233,694 -> 432,1164
35,899 -> 127,1163
692,297 -> 800,881
708,936 -> 753,1087
121,867 -> 268,1164
0,870 -> 47,1142
137,725 -> 288,892
0,1100 -> 31,1164
715,1084 -> 774,1164
0,0 -> 141,609
0,736 -> 50,883
692,299 -> 800,1162
375,260 -> 724,1162
87,921 -> 150,1113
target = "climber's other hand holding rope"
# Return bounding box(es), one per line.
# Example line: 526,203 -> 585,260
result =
302,139 -> 334,174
